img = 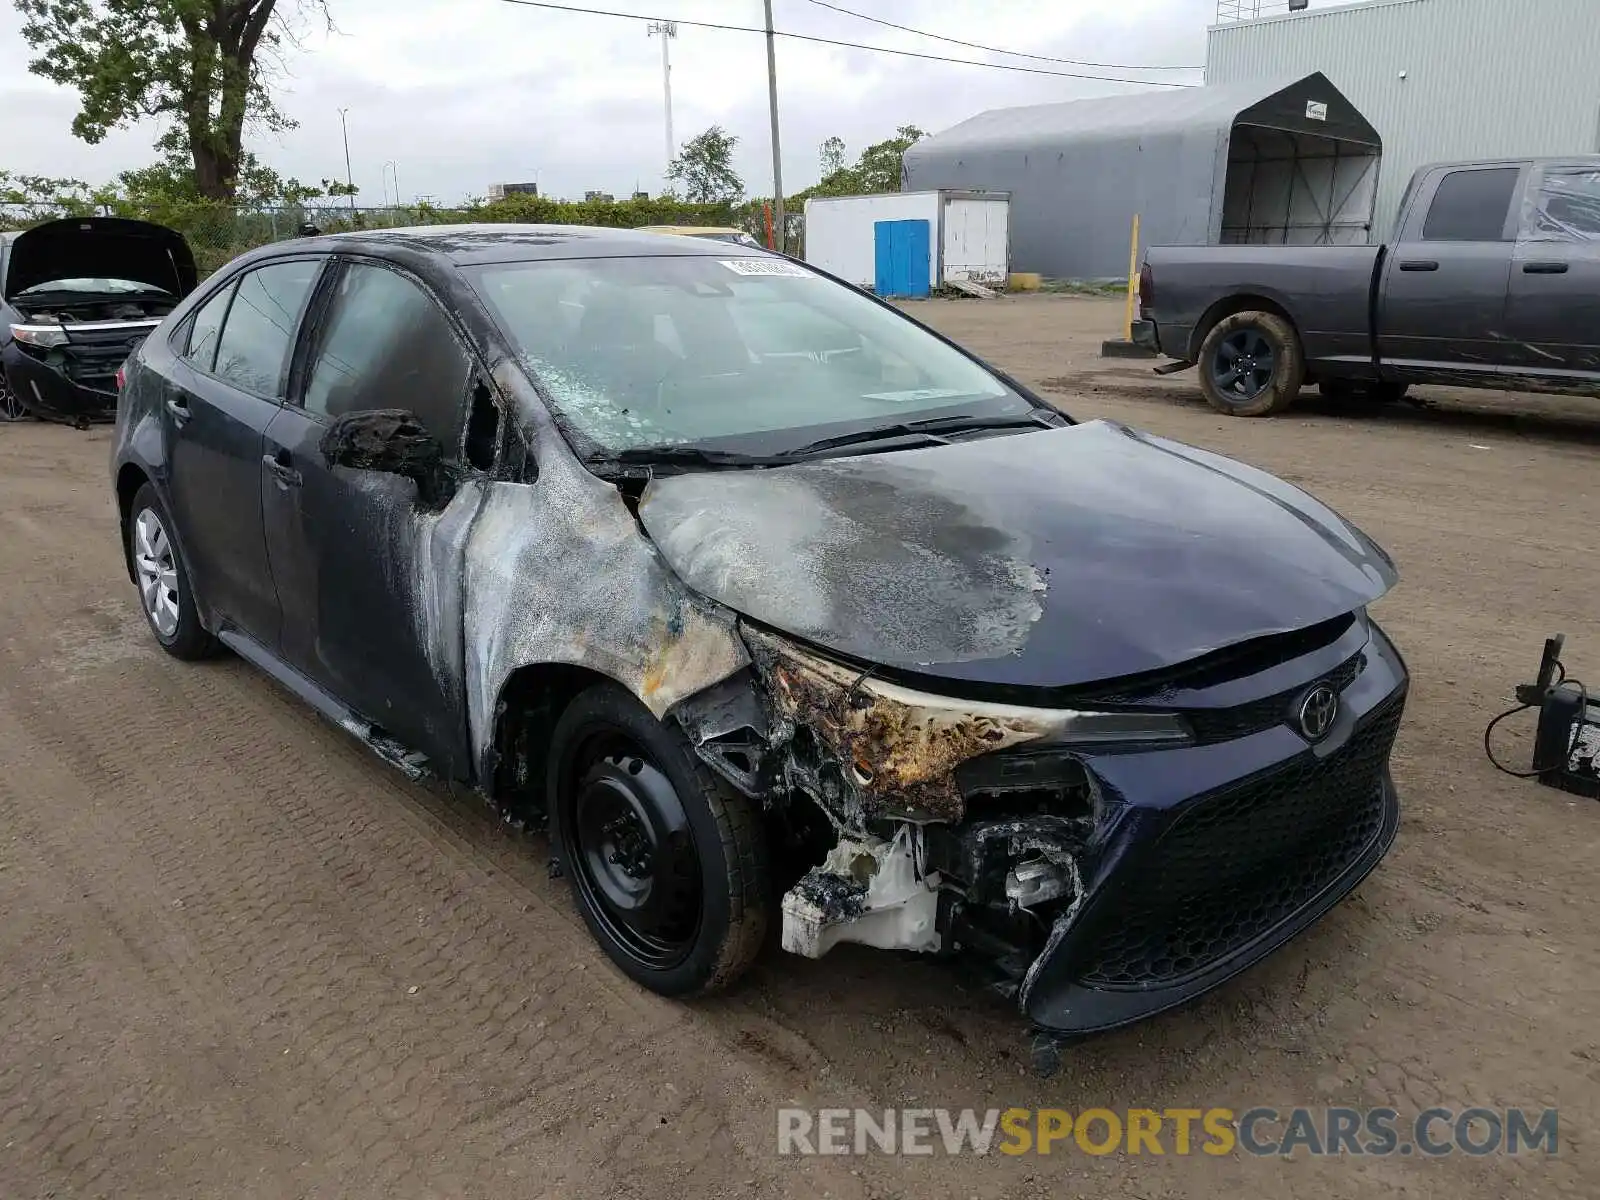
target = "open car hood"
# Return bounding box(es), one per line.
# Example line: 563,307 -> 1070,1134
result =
637,420 -> 1398,691
3,217 -> 197,301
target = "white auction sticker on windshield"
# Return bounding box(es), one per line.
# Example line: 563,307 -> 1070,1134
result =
719,258 -> 811,277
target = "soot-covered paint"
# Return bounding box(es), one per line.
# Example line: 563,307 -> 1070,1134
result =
639,455 -> 1049,669
640,421 -> 1398,691
452,363 -> 750,775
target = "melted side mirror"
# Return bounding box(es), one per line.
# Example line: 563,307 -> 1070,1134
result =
320,408 -> 452,506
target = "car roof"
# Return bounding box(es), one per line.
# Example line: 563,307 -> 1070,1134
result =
637,225 -> 744,235
282,223 -> 762,266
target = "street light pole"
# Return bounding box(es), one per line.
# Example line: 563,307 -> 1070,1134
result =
337,107 -> 355,212
383,160 -> 399,207
647,21 -> 677,186
763,0 -> 785,253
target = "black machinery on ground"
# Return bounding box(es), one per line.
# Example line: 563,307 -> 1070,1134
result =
1486,635 -> 1600,799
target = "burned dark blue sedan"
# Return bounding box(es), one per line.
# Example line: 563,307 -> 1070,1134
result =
110,225 -> 1406,1035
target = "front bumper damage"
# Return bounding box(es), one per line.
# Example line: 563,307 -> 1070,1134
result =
674,615 -> 1408,1037
2,340 -> 123,423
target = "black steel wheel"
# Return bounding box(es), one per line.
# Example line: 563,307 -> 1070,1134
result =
567,742 -> 703,970
549,683 -> 769,996
1197,310 -> 1304,417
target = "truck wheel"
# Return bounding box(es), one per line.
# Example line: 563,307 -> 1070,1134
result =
1198,311 -> 1304,417
1318,378 -> 1411,405
548,683 -> 770,998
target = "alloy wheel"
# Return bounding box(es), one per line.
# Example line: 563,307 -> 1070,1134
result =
1211,328 -> 1277,400
132,508 -> 181,638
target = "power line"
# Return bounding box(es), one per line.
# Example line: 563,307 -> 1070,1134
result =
494,0 -> 1197,86
802,0 -> 1203,71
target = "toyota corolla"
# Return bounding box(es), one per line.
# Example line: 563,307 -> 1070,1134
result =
111,225 -> 1407,1035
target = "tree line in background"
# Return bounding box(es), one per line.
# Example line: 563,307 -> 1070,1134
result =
665,123 -> 928,208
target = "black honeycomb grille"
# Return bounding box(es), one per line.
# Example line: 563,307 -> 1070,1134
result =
1077,693 -> 1405,989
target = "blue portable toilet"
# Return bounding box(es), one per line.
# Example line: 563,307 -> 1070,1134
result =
873,219 -> 931,298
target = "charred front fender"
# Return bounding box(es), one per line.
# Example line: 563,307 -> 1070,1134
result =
463,361 -> 751,784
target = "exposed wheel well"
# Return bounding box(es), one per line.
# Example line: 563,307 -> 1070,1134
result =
115,464 -> 152,581
1189,294 -> 1298,361
489,662 -> 626,821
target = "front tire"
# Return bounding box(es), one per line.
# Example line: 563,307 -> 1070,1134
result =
128,483 -> 216,660
1198,310 -> 1304,417
0,373 -> 29,423
549,683 -> 769,997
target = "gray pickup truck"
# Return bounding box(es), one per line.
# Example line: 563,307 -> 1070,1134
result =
1133,156 -> 1600,416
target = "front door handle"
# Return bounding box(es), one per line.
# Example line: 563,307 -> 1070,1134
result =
165,398 -> 191,426
1522,261 -> 1570,274
1398,259 -> 1439,272
263,452 -> 303,489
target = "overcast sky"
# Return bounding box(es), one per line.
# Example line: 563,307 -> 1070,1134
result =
0,0 -> 1213,205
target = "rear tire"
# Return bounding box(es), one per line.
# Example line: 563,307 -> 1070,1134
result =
128,483 -> 216,660
1198,311 -> 1304,417
549,683 -> 769,997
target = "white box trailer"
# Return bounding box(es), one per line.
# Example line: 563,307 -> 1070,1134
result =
803,190 -> 1010,296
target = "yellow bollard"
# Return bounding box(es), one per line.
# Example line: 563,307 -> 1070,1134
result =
1123,213 -> 1141,341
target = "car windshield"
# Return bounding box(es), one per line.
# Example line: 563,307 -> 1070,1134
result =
467,255 -> 1030,456
17,277 -> 168,297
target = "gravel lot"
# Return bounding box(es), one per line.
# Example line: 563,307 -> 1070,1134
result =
0,293 -> 1594,1198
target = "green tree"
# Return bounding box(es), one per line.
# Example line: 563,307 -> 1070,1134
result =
15,1 -> 333,202
667,125 -> 744,204
818,135 -> 846,179
115,139 -> 349,206
852,125 -> 926,194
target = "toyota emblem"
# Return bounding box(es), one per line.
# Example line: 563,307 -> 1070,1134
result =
1298,684 -> 1340,741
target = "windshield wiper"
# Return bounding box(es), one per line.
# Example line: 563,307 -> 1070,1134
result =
777,409 -> 1059,458
588,410 -> 1061,475
589,444 -> 794,474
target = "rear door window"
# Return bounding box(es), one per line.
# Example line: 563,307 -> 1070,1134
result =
212,259 -> 322,398
183,283 -> 235,372
1422,168 -> 1520,241
300,262 -> 472,455
1526,168 -> 1600,241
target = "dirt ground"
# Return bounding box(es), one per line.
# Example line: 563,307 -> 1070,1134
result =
0,293 -> 1595,1199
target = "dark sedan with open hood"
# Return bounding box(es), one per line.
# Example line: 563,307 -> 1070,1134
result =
2,217 -> 196,422
111,225 -> 1407,1037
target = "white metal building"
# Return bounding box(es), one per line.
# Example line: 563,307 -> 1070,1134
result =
802,191 -> 1011,294
1208,0 -> 1600,239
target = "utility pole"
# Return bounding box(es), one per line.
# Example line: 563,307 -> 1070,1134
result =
647,21 -> 677,186
763,0 -> 785,253
338,108 -> 355,211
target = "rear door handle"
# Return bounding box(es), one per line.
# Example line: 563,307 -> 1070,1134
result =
1398,259 -> 1439,272
165,398 -> 191,425
262,452 -> 302,489
1522,261 -> 1570,274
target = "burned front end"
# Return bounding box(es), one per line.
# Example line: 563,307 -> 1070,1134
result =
677,612 -> 1407,1036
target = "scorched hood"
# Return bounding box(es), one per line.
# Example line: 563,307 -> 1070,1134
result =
638,419 -> 1397,691
3,217 -> 197,301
